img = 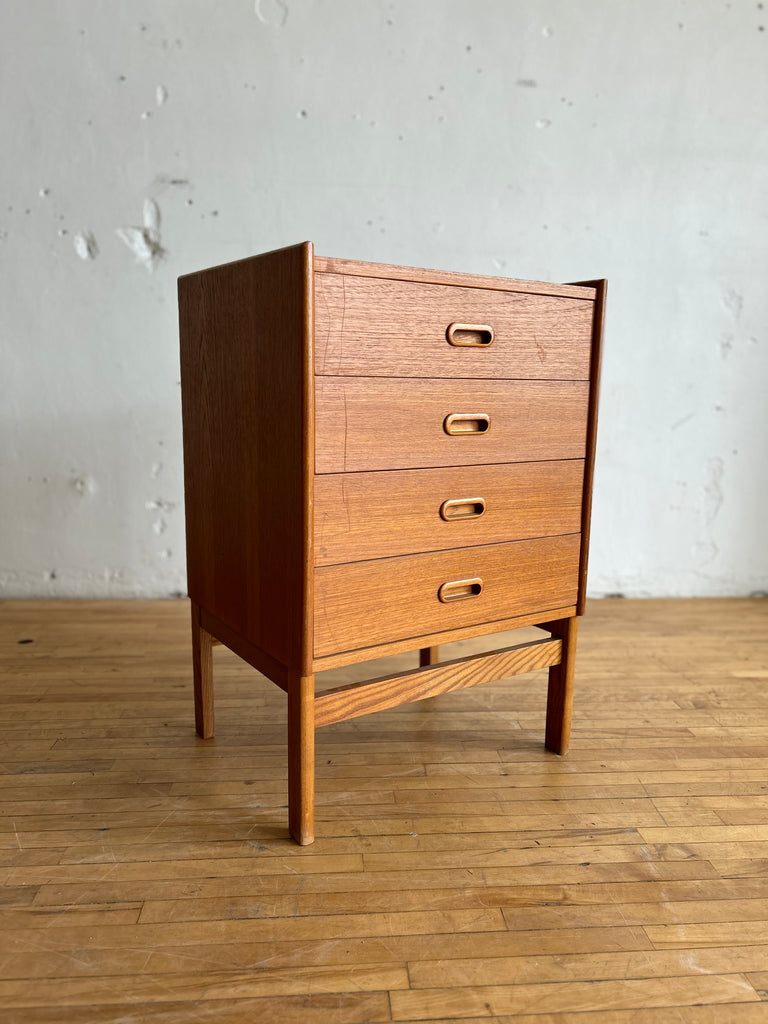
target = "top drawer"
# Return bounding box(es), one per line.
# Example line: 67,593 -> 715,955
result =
314,273 -> 593,380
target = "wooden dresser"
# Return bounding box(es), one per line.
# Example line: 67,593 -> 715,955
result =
179,242 -> 605,844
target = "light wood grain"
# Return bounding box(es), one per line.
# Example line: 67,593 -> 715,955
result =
315,638 -> 563,727
314,273 -> 593,378
312,605 -> 577,671
314,461 -> 584,565
1,598 -> 768,1021
314,535 -> 581,658
315,376 -> 590,473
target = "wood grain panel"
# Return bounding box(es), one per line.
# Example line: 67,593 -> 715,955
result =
315,377 -> 589,474
312,605 -> 576,671
314,461 -> 584,566
315,273 -> 593,378
179,242 -> 313,674
313,256 -> 597,300
314,534 -> 581,658
315,638 -> 563,727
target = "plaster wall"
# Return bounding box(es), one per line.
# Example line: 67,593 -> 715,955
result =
1,0 -> 766,597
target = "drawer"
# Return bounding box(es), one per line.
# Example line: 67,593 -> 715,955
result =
314,534 -> 581,657
315,377 -> 589,474
314,461 -> 584,566
314,273 -> 593,379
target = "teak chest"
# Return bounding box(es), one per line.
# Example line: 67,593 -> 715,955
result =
179,242 -> 605,844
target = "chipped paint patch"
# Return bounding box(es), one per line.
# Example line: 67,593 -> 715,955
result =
255,0 -> 288,26
116,199 -> 165,271
73,232 -> 98,260
71,475 -> 97,497
146,498 -> 176,513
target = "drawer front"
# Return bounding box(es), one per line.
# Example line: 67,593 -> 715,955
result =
315,377 -> 589,474
315,461 -> 584,566
314,273 -> 593,380
314,534 -> 581,657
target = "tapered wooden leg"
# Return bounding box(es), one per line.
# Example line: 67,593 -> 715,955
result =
544,616 -> 578,755
288,674 -> 315,845
191,601 -> 214,739
419,646 -> 439,667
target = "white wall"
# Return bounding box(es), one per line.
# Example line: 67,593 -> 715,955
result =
1,0 -> 766,598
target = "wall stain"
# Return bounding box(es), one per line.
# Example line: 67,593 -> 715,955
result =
722,287 -> 743,318
671,411 -> 695,430
704,457 -> 724,525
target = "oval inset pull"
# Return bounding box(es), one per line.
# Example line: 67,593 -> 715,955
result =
446,323 -> 494,347
440,497 -> 486,521
444,413 -> 491,436
438,578 -> 483,603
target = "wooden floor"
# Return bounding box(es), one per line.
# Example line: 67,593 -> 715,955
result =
1,599 -> 768,1023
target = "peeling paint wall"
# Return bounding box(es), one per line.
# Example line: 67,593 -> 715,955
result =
1,0 -> 766,597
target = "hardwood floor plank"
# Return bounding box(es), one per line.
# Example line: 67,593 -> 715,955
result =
408,944 -> 768,987
27,859 -> 725,910
0,992 -> 391,1024
389,974 -> 760,1019
391,1009 -> 768,1024
0,927 -> 651,979
0,963 -> 409,1008
646,920 -> 768,949
0,908 -> 505,953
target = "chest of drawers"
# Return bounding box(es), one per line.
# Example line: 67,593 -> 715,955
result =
179,242 -> 605,844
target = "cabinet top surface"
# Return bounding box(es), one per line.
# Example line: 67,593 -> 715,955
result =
179,242 -> 599,302
314,255 -> 597,300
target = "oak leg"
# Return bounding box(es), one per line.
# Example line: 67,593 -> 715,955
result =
419,646 -> 439,667
191,601 -> 214,739
288,674 -> 315,845
544,616 -> 578,755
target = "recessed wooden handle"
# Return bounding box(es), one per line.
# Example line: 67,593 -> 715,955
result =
438,578 -> 483,603
440,497 -> 486,521
444,413 -> 491,436
446,323 -> 494,347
